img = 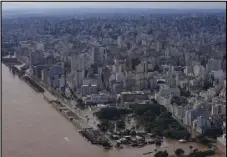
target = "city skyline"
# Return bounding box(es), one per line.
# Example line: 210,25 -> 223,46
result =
2,2 -> 226,10
2,2 -> 226,157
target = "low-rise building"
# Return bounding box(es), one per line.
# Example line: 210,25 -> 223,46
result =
81,84 -> 98,96
155,87 -> 180,107
112,82 -> 123,94
211,104 -> 226,116
83,92 -> 116,105
123,78 -> 136,91
120,91 -> 150,107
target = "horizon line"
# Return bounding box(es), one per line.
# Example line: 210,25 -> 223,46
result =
3,7 -> 226,11
2,2 -> 226,11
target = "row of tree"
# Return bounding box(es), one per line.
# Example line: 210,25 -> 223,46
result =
154,149 -> 215,157
129,103 -> 190,140
95,107 -> 132,120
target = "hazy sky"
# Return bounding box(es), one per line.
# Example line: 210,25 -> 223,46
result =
2,2 -> 226,10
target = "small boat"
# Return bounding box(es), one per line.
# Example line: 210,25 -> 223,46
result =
104,146 -> 112,150
104,147 -> 110,150
178,139 -> 187,143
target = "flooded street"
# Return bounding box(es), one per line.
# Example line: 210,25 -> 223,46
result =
2,64 -> 208,157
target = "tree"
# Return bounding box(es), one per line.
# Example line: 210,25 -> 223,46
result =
97,124 -> 101,128
102,140 -> 111,147
77,98 -> 83,104
130,103 -> 166,117
116,142 -> 120,147
187,150 -> 215,157
175,148 -> 185,156
196,136 -> 212,145
95,107 -> 132,120
130,103 -> 190,140
98,120 -> 110,132
142,110 -> 156,122
203,150 -> 215,156
154,150 -> 169,157
203,127 -> 223,138
160,111 -> 172,118
77,99 -> 86,109
193,148 -> 199,153
189,145 -> 193,153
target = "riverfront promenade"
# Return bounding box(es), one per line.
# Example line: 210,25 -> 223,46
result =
25,71 -> 97,130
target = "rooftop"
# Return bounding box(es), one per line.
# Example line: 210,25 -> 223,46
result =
121,91 -> 145,95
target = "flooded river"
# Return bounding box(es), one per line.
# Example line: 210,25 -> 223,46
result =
2,64 -> 208,157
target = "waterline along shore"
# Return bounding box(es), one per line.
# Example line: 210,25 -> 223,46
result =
3,61 -> 217,157
3,61 -> 109,147
3,63 -> 214,157
5,63 -> 45,93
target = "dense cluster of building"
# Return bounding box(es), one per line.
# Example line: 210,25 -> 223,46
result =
2,9 -> 226,154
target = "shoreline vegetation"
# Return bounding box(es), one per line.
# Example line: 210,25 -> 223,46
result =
154,149 -> 215,157
95,103 -> 191,140
129,104 -> 191,140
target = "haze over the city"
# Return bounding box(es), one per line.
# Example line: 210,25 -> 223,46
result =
2,2 -> 226,10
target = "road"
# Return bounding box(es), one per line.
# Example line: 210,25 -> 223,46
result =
29,73 -> 101,129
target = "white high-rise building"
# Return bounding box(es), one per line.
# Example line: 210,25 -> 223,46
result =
73,70 -> 85,89
184,52 -> 191,66
71,54 -> 86,88
29,50 -> 44,74
91,46 -> 105,65
176,74 -> 180,87
165,49 -> 170,58
117,36 -> 122,48
207,58 -> 222,71
193,64 -> 205,77
59,75 -> 65,88
184,66 -> 193,76
36,42 -> 44,51
71,54 -> 78,75
156,41 -> 160,52
183,109 -> 196,127
211,104 -> 226,116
